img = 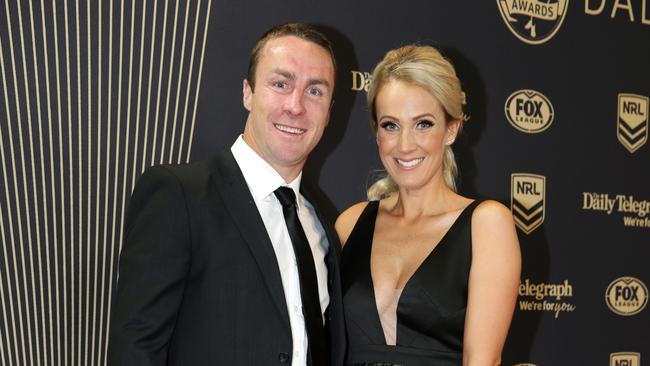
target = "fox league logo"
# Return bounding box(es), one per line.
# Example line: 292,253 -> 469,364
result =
606,277 -> 648,316
505,89 -> 554,133
497,0 -> 569,44
610,352 -> 641,366
511,173 -> 545,234
618,93 -> 648,153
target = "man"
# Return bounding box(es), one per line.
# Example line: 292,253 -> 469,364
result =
108,23 -> 345,366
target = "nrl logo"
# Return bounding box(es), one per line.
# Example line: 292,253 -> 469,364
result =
511,173 -> 545,234
610,352 -> 640,366
505,89 -> 554,133
618,93 -> 648,153
497,0 -> 569,45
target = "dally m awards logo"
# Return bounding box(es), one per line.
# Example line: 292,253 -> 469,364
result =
497,0 -> 569,45
505,89 -> 554,133
514,363 -> 538,366
611,352 -> 640,366
511,174 -> 545,234
618,94 -> 648,153
606,277 -> 648,316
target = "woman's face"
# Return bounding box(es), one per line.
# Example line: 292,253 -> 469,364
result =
375,80 -> 459,192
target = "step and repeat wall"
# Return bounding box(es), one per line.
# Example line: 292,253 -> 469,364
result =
1,1 -> 648,365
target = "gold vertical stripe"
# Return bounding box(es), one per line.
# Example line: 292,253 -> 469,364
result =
5,0 -> 33,362
69,1 -> 78,364
27,1 -> 49,363
40,1 -> 60,365
177,0 -> 203,164
96,0 -> 119,363
80,1 -> 92,365
92,0 -> 110,363
85,0 -> 101,364
0,257 -> 11,366
70,0 -> 80,365
50,1 -> 65,364
150,0 -> 170,166
0,271 -> 8,366
186,0 -> 212,162
21,2 -> 43,362
140,0 -> 159,175
168,0 -> 191,164
159,0 -> 180,164
1,2 -> 213,364
128,0 -> 149,196
0,34 -> 19,366
102,1 -> 137,363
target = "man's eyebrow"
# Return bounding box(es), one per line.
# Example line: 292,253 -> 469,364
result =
272,69 -> 295,80
308,78 -> 330,88
272,68 -> 330,88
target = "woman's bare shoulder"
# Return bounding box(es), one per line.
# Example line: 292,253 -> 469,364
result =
335,201 -> 371,247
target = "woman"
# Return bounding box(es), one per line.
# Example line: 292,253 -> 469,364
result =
336,45 -> 521,366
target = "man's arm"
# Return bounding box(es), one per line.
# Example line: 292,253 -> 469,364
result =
108,165 -> 191,366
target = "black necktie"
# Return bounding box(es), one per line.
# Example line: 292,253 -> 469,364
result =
274,187 -> 329,366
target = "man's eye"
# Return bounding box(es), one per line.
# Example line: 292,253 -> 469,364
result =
379,121 -> 398,131
416,120 -> 434,129
307,87 -> 323,97
272,81 -> 287,89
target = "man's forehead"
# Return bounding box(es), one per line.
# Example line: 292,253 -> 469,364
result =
259,36 -> 334,70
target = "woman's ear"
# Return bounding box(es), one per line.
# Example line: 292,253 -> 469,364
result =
445,119 -> 461,145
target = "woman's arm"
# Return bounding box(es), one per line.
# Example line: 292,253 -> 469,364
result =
463,200 -> 521,366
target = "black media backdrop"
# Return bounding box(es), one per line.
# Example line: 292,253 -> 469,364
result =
0,1 -> 649,365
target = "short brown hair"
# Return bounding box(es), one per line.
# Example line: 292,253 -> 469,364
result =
246,23 -> 337,90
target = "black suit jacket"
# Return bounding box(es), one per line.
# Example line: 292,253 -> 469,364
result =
108,150 -> 345,366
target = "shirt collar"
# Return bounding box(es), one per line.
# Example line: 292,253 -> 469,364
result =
231,135 -> 303,203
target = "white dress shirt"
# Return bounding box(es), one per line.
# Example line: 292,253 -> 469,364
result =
231,135 -> 330,366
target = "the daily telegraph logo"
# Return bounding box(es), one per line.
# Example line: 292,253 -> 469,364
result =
610,352 -> 641,366
618,94 -> 648,153
511,173 -> 545,234
518,279 -> 576,318
586,0 -> 650,26
582,192 -> 650,228
351,70 -> 372,92
497,0 -> 569,45
505,89 -> 554,133
606,277 -> 648,316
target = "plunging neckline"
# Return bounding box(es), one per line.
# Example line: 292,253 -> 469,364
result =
367,200 -> 476,346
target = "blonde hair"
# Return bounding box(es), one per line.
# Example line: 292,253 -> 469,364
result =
366,44 -> 467,200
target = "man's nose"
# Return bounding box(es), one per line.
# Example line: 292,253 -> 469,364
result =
284,89 -> 306,116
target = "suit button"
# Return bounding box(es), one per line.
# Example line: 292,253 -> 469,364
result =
278,352 -> 290,363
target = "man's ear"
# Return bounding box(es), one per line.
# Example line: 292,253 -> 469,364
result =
243,79 -> 253,111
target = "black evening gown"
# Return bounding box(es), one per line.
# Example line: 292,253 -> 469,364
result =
341,200 -> 482,366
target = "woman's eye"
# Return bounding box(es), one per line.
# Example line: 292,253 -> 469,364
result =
379,121 -> 398,131
416,120 -> 434,129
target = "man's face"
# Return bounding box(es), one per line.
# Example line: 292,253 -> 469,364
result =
242,35 -> 335,181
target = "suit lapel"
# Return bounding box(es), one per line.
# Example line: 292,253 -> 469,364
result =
211,150 -> 291,331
